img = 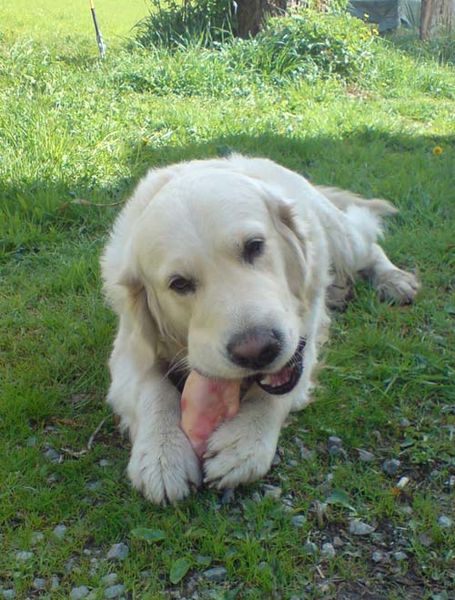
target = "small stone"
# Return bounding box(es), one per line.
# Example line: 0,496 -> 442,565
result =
70,586 -> 90,600
50,576 -> 60,590
328,445 -> 347,459
33,578 -> 46,590
107,543 -> 129,561
26,436 -> 37,447
372,550 -> 384,563
104,584 -> 125,599
65,557 -> 78,573
53,524 -> 67,539
101,574 -> 118,586
43,447 -> 61,463
2,591 -> 16,599
399,418 -> 411,428
15,550 -> 33,561
203,567 -> 227,583
47,473 -> 59,484
394,551 -> 407,561
333,536 -> 344,548
438,515 -> 453,529
220,488 -> 235,505
140,570 -> 152,579
287,459 -> 299,467
328,436 -> 342,448
291,515 -> 306,528
357,448 -> 375,462
382,459 -> 401,476
418,532 -> 433,547
401,505 -> 413,515
99,459 -> 111,467
396,476 -> 410,489
321,543 -> 335,559
300,446 -> 315,460
349,520 -> 375,536
303,541 -> 318,555
86,481 -> 102,492
31,532 -> 45,545
83,548 -> 92,556
272,452 -> 281,466
263,485 -> 282,500
251,492 -> 262,503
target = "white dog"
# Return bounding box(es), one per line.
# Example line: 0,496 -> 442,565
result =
101,154 -> 419,504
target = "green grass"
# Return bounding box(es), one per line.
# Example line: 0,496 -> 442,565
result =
1,2 -> 455,598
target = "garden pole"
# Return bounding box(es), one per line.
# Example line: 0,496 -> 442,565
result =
89,0 -> 106,58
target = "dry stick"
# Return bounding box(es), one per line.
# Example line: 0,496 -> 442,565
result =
61,417 -> 108,458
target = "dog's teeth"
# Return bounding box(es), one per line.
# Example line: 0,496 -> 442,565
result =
260,375 -> 272,386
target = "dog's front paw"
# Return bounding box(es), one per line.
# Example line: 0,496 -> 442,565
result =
376,269 -> 420,305
203,414 -> 277,490
128,428 -> 202,504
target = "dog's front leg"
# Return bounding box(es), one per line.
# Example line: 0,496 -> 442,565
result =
127,370 -> 202,504
203,389 -> 293,489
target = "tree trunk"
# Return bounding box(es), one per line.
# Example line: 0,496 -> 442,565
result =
420,0 -> 453,40
235,0 -> 288,38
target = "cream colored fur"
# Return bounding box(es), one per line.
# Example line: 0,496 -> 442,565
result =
101,154 -> 419,504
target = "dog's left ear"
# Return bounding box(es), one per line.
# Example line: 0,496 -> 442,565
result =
261,185 -> 311,303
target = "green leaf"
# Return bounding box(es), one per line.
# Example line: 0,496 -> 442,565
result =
326,489 -> 356,511
130,528 -> 166,543
169,557 -> 191,584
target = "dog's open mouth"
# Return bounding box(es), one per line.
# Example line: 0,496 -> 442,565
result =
254,337 -> 306,395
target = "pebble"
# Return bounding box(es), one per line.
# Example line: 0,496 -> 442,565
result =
401,505 -> 413,515
303,541 -> 318,555
2,591 -> 15,599
51,576 -> 60,590
32,578 -> 46,590
53,524 -> 67,539
272,452 -> 281,466
220,488 -> 235,505
396,476 -> 410,489
328,436 -> 342,448
321,543 -> 335,559
107,543 -> 129,561
263,485 -> 282,500
399,418 -> 411,428
394,551 -> 407,561
300,446 -> 315,460
43,447 -> 62,463
203,567 -> 227,583
101,574 -> 118,586
31,532 -> 45,545
287,459 -> 299,467
86,480 -> 102,492
349,520 -> 375,536
99,459 -> 111,467
438,515 -> 453,529
15,550 -> 33,561
140,570 -> 152,579
418,532 -> 433,547
26,436 -> 37,447
357,448 -> 375,462
70,586 -> 90,600
291,515 -> 306,528
104,584 -> 125,598
333,536 -> 344,548
372,550 -> 384,563
65,557 -> 78,573
382,459 -> 401,476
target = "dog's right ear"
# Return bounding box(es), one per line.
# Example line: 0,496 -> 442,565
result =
117,271 -> 160,353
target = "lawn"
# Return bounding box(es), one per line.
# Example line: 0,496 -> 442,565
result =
0,2 -> 454,599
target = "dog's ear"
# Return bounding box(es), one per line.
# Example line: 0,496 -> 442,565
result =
261,186 -> 312,304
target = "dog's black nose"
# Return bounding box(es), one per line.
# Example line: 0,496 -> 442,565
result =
227,328 -> 282,370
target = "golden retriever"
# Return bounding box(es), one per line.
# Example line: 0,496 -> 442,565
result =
101,154 -> 419,504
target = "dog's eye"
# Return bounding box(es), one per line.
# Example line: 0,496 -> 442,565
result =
169,276 -> 196,295
243,238 -> 265,264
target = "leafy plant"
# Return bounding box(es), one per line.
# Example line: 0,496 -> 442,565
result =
136,0 -> 235,48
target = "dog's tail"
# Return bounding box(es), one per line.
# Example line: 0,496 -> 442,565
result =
316,185 -> 398,217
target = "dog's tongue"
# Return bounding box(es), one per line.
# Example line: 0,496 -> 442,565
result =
180,371 -> 241,457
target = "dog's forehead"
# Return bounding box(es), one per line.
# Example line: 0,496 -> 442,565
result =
136,170 -> 270,250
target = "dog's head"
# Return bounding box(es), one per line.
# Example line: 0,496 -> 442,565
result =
111,165 -> 321,394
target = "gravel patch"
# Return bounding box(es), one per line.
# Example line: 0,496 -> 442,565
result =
104,584 -> 125,598
349,520 -> 375,536
70,586 -> 90,600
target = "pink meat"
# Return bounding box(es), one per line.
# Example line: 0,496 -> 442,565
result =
180,371 -> 241,457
